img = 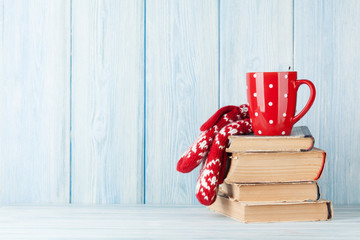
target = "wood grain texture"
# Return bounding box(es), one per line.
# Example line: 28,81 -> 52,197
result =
145,0 -> 219,204
219,0 -> 294,106
294,0 -> 360,204
1,0 -> 359,206
0,0 -> 70,203
0,205 -> 359,239
71,0 -> 144,203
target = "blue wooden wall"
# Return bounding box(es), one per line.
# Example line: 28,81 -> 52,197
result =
0,0 -> 359,205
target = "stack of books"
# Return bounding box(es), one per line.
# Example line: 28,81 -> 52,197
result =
208,126 -> 333,223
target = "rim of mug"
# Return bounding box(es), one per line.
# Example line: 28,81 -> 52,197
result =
247,71 -> 297,74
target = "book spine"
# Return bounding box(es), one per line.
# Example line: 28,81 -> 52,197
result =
316,182 -> 320,200
301,136 -> 315,152
314,151 -> 326,180
326,202 -> 333,220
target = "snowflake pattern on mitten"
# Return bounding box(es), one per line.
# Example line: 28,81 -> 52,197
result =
195,119 -> 252,205
176,104 -> 249,173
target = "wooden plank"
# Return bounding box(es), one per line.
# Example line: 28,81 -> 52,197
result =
294,0 -> 360,204
146,0 -> 219,204
71,0 -> 144,203
0,205 -> 359,239
219,0 -> 293,106
0,0 -> 70,203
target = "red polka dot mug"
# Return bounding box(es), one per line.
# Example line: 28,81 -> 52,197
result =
246,71 -> 316,136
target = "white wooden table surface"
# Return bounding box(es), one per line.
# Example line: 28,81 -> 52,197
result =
0,205 -> 359,239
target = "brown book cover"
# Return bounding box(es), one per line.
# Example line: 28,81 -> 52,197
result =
224,148 -> 326,183
220,181 -> 320,202
227,126 -> 314,152
208,194 -> 333,223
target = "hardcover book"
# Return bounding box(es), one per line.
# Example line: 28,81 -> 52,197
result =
224,148 -> 326,183
220,181 -> 320,202
208,194 -> 333,223
227,126 -> 314,152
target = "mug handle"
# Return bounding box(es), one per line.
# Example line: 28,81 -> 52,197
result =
291,79 -> 316,124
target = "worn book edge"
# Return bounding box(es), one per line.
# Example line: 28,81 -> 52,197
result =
227,126 -> 315,152
224,148 -> 326,183
220,181 -> 320,201
208,194 -> 333,223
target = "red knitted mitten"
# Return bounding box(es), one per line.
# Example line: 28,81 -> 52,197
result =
177,104 -> 249,173
195,119 -> 252,205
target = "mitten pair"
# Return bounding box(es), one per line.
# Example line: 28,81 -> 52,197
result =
177,104 -> 252,205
